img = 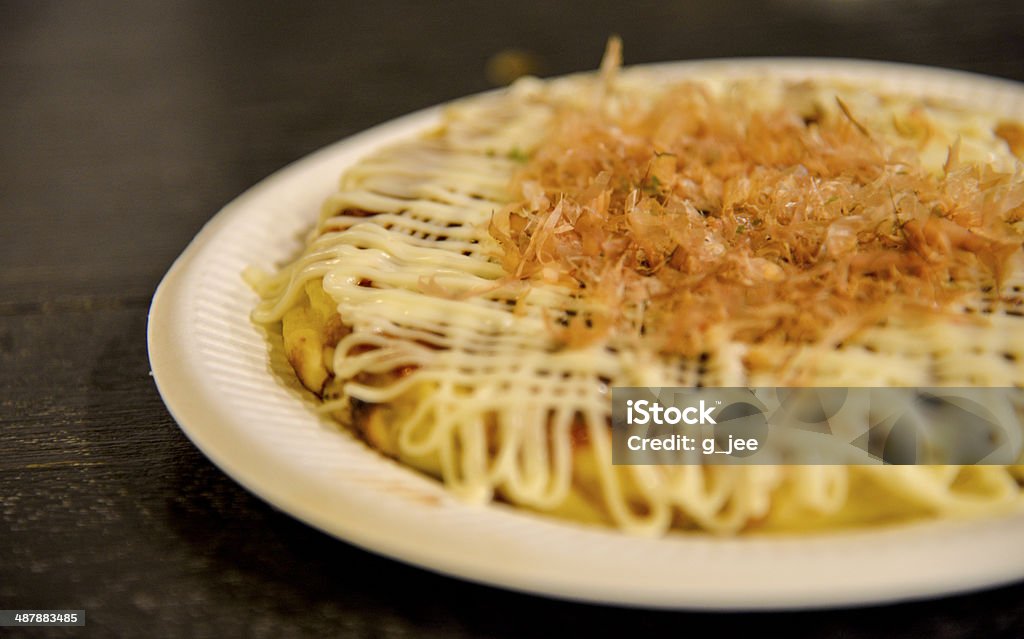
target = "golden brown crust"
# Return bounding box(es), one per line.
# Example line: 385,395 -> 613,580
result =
996,121 -> 1024,158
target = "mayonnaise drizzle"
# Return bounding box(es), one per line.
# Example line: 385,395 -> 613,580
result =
252,72 -> 1024,534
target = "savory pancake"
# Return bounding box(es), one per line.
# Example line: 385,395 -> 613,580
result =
250,50 -> 1024,535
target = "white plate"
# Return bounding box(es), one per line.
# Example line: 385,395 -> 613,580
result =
148,59 -> 1024,610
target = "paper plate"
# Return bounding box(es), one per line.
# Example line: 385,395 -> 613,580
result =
149,59 -> 1024,609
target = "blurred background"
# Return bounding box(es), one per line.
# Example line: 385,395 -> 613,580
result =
2,1 -> 1024,636
5,1 -> 1024,303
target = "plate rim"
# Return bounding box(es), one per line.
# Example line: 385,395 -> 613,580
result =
148,57 -> 1024,610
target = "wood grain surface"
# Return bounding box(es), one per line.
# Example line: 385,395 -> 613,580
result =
2,1 -> 1023,636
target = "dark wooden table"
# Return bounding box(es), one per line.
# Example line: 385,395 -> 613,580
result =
3,2 -> 1024,636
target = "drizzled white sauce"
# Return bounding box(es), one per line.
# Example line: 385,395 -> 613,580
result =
253,71 -> 1024,534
